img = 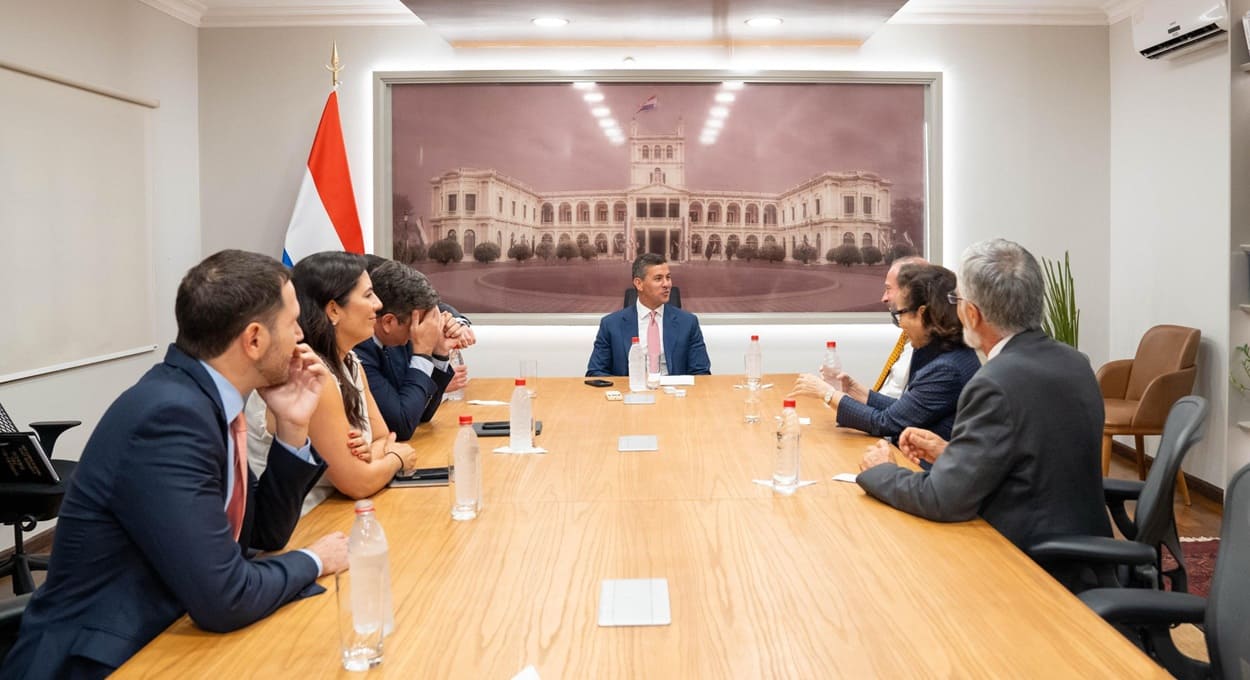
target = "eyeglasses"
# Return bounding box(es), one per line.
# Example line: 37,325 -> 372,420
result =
946,292 -> 966,305
889,307 -> 916,327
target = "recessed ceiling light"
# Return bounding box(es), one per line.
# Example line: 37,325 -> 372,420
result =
532,17 -> 569,27
709,106 -> 729,118
744,16 -> 783,28
583,92 -> 605,103
572,81 -> 597,90
722,81 -> 745,90
715,92 -> 736,103
622,56 -> 636,64
591,106 -> 610,117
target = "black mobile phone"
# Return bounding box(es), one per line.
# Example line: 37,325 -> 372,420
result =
390,465 -> 450,488
473,421 -> 543,437
584,379 -> 614,388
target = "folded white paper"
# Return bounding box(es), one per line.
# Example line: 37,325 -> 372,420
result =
623,393 -> 656,405
598,578 -> 671,627
492,445 -> 549,454
511,666 -> 541,680
618,435 -> 658,452
832,472 -> 858,483
659,375 -> 695,386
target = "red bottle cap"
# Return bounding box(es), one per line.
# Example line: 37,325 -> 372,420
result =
632,336 -> 640,343
459,415 -> 473,425
783,399 -> 796,408
515,378 -> 527,386
750,335 -> 759,341
827,341 -> 837,348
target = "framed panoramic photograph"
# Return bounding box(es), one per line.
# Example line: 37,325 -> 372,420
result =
373,71 -> 941,322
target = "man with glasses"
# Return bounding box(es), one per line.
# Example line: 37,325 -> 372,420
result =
855,239 -> 1111,592
859,256 -> 927,397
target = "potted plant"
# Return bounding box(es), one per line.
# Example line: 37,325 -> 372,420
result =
1041,251 -> 1079,349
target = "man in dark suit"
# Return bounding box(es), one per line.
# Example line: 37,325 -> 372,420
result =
856,239 -> 1111,589
355,260 -> 465,440
2,251 -> 349,679
586,253 -> 711,377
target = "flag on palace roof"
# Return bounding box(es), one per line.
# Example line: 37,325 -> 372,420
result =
636,95 -> 658,113
282,89 -> 365,266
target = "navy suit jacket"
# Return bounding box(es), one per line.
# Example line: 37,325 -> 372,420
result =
586,305 -> 711,377
2,345 -> 326,680
856,330 -> 1112,563
354,339 -> 453,441
836,344 -> 980,441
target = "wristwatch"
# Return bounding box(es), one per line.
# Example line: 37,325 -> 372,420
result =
823,390 -> 836,407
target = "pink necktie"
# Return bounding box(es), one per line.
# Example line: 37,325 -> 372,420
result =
647,311 -> 661,374
226,413 -> 248,541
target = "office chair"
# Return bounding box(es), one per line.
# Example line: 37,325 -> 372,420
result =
1098,324 -> 1200,504
0,403 -> 79,594
1079,461 -> 1249,680
1028,396 -> 1207,593
623,286 -> 682,309
0,592 -> 31,662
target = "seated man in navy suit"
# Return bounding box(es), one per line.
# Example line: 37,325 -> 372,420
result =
587,253 -> 711,377
2,251 -> 349,680
354,260 -> 467,440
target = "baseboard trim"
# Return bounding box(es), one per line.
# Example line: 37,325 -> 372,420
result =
1111,441 -> 1224,504
0,528 -> 56,562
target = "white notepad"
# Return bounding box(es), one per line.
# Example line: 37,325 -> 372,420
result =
618,435 -> 658,452
659,375 -> 695,386
623,393 -> 656,405
598,578 -> 671,627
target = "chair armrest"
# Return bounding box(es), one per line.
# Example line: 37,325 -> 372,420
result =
1096,360 -> 1133,399
1103,478 -> 1144,502
1028,536 -> 1156,566
29,420 -> 81,457
1132,368 -> 1196,429
1079,588 -> 1206,626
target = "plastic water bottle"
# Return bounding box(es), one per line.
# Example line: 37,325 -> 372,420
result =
451,415 -> 480,520
348,499 -> 393,644
744,335 -> 763,386
444,349 -> 465,401
627,336 -> 646,392
744,382 -> 762,424
773,399 -> 801,494
820,341 -> 843,385
509,379 -> 534,451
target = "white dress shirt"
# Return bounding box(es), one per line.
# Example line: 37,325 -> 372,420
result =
635,301 -> 668,374
877,342 -> 914,399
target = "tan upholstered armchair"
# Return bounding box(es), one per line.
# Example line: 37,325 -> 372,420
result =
1098,324 -> 1200,504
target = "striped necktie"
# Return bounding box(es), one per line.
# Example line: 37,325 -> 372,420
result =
873,331 -> 908,392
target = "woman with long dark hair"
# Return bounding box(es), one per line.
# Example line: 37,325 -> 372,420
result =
790,264 -> 981,456
287,251 -> 418,510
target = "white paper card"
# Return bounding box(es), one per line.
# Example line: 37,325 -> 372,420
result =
598,578 -> 671,627
624,393 -> 656,405
618,435 -> 658,452
799,417 -> 812,425
832,472 -> 858,483
511,666 -> 541,680
659,375 -> 695,386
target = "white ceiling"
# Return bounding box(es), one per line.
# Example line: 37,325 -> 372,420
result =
141,0 -> 1144,36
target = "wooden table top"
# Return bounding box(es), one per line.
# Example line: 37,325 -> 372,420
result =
118,375 -> 1166,679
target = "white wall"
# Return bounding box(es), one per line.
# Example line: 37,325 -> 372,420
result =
198,23 -> 1112,383
0,0 -> 200,548
1108,19 -> 1231,487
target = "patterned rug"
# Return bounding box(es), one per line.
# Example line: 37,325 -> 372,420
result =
1161,537 -> 1219,598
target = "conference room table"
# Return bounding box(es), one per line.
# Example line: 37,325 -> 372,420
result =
119,375 -> 1166,678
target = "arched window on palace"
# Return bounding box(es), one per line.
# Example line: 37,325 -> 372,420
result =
862,233 -> 873,248
843,232 -> 856,245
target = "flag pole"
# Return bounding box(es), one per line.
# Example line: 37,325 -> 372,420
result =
325,41 -> 343,89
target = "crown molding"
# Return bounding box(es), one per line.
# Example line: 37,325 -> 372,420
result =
137,0 -> 206,27
1102,0 -> 1144,25
199,5 -> 423,28
891,2 -> 1111,26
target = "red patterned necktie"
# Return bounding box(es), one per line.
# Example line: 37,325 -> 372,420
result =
647,311 -> 661,373
225,412 -> 248,541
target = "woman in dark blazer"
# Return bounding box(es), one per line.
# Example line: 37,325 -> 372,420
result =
790,264 -> 981,456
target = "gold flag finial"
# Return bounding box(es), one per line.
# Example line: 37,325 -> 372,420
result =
326,41 -> 343,88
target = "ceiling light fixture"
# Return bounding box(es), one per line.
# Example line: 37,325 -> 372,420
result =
721,81 -> 745,90
715,92 -> 736,103
744,16 -> 783,28
572,81 -> 597,90
532,17 -> 569,27
622,56 -> 636,64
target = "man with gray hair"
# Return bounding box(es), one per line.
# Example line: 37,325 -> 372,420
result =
354,259 -> 461,440
855,239 -> 1111,589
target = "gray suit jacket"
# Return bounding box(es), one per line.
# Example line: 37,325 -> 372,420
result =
857,329 -> 1111,553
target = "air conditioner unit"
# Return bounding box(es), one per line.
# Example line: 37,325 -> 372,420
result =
1132,0 -> 1228,59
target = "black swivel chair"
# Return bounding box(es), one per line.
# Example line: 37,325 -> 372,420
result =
623,286 -> 682,309
0,403 -> 79,594
1079,461 -> 1250,680
1029,396 -> 1208,592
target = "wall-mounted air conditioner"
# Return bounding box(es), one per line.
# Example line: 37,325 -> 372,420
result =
1132,0 -> 1228,59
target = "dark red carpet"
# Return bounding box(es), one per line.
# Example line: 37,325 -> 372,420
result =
1162,538 -> 1219,598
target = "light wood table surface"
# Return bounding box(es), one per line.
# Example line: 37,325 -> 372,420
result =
119,375 -> 1166,678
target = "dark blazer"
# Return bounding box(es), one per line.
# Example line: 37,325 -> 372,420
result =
354,339 -> 453,440
836,344 -> 981,441
2,345 -> 325,680
856,330 -> 1112,557
585,305 -> 711,377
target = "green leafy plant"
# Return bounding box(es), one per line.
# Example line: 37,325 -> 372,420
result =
1231,344 -> 1250,396
1041,251 -> 1079,349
